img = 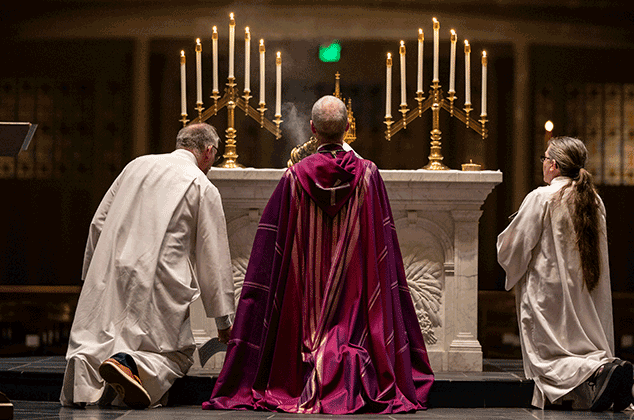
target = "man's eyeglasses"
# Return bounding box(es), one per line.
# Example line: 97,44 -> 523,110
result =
540,155 -> 554,163
212,144 -> 223,166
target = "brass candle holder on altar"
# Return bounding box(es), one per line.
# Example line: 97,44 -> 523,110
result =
385,19 -> 489,170
179,14 -> 283,168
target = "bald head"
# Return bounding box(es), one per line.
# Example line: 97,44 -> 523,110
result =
311,95 -> 348,143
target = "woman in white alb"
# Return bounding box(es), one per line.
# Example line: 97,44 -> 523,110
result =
497,136 -> 633,411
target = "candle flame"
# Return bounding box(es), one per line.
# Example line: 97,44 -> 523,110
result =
465,40 -> 469,46
545,120 -> 554,132
260,39 -> 264,46
213,26 -> 217,33
433,17 -> 438,23
181,50 -> 185,57
387,52 -> 391,59
483,51 -> 487,57
400,40 -> 404,47
246,27 -> 250,33
277,51 -> 281,58
196,38 -> 201,44
451,29 -> 456,36
230,13 -> 234,19
419,28 -> 422,35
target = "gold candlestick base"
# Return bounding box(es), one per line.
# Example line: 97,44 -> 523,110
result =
258,103 -> 267,128
274,115 -> 283,139
424,160 -> 449,170
384,116 -> 394,141
210,91 -> 220,115
399,104 -> 409,129
195,102 -> 205,122
242,90 -> 252,116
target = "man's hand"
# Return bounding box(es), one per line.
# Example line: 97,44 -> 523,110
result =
217,326 -> 232,344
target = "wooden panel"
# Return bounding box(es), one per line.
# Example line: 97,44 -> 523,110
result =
584,84 -> 603,183
603,83 -> 622,185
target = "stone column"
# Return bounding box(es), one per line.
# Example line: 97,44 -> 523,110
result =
447,209 -> 483,371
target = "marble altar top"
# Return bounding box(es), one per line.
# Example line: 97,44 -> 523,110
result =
208,167 -> 503,184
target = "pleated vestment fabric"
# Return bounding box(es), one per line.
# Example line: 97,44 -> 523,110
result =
204,146 -> 434,414
60,149 -> 234,406
497,177 -> 614,408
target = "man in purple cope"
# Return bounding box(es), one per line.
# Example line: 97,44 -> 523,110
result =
203,95 -> 434,414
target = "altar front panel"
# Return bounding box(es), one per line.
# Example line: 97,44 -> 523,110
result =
190,168 -> 502,373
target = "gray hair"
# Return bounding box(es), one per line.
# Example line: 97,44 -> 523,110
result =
175,123 -> 219,153
548,136 -> 587,179
311,95 -> 348,142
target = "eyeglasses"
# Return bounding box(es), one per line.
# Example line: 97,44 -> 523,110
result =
211,144 -> 223,166
540,155 -> 554,163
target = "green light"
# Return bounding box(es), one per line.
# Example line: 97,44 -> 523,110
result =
319,41 -> 341,63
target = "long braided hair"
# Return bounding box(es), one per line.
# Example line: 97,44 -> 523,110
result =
548,136 -> 601,292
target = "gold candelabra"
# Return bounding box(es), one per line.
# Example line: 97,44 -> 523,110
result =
385,23 -> 489,170
184,77 -> 282,168
179,14 -> 283,168
385,82 -> 488,170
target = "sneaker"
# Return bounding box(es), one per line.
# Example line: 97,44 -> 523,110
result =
98,353 -> 151,409
613,359 -> 634,412
589,362 -> 627,412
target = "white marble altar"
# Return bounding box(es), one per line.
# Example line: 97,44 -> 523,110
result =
189,168 -> 502,374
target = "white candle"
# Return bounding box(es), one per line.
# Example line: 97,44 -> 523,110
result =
433,18 -> 439,83
259,39 -> 265,105
417,29 -> 423,94
275,52 -> 282,116
195,38 -> 202,104
180,50 -> 187,115
464,40 -> 471,105
399,41 -> 406,106
449,30 -> 456,94
212,26 -> 218,93
244,27 -> 251,93
386,53 -> 392,118
481,51 -> 487,117
229,13 -> 235,79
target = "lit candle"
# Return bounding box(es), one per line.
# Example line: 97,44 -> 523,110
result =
180,50 -> 187,116
275,52 -> 282,116
449,30 -> 456,94
481,51 -> 487,117
386,53 -> 392,118
399,41 -> 406,106
545,120 -> 554,143
417,29 -> 423,94
244,27 -> 251,93
229,13 -> 235,79
464,40 -> 471,106
433,17 -> 439,83
196,38 -> 202,104
259,39 -> 265,105
212,26 -> 218,93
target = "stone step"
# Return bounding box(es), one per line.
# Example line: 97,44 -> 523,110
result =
0,356 -> 533,408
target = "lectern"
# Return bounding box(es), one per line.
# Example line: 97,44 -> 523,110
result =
0,122 -> 37,156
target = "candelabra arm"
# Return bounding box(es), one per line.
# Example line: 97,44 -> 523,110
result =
235,98 -> 280,136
